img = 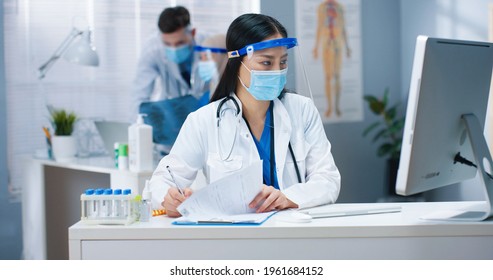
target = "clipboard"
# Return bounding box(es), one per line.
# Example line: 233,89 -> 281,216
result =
172,211 -> 278,226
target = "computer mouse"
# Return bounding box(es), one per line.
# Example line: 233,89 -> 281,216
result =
276,211 -> 313,223
290,212 -> 313,223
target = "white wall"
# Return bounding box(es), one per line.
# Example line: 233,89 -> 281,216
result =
400,0 -> 493,97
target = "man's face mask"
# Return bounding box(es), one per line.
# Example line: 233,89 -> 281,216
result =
165,44 -> 193,64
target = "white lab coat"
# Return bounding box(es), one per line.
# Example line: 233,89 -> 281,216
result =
131,32 -> 209,120
148,93 -> 341,209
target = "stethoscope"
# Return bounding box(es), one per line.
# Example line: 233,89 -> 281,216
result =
216,96 -> 302,184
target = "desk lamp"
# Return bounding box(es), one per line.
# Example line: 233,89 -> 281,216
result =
38,27 -> 99,79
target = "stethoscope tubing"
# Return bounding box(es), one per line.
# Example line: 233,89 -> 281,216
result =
215,95 -> 302,184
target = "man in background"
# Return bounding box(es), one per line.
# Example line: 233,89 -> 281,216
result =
131,6 -> 225,154
132,6 -> 223,119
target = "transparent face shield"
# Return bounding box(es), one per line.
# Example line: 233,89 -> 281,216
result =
227,37 -> 314,100
191,45 -> 227,95
216,38 -> 314,162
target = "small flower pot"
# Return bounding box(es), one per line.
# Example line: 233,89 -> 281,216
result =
52,135 -> 77,162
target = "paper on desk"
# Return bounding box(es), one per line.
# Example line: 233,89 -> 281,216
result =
173,211 -> 277,225
176,160 -> 269,223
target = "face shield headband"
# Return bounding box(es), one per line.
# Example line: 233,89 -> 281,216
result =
194,45 -> 228,54
227,37 -> 313,100
227,38 -> 298,59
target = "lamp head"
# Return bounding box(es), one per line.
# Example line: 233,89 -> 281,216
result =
63,29 -> 99,66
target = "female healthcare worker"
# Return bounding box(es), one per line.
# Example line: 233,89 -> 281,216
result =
148,13 -> 341,217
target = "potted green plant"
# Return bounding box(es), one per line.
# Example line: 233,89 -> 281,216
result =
49,108 -> 78,162
363,88 -> 405,196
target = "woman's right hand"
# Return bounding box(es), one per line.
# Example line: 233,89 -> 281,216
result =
161,187 -> 193,217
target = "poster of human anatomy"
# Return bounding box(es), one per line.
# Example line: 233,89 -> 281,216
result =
295,0 -> 363,123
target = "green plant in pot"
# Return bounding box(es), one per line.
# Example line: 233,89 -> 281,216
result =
51,109 -> 77,136
49,107 -> 78,162
363,88 -> 405,196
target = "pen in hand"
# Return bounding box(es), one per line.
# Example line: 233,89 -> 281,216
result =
166,165 -> 185,196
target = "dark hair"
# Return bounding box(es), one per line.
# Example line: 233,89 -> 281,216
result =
158,6 -> 190,33
210,14 -> 288,102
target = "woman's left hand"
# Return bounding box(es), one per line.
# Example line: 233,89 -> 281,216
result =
249,185 -> 298,213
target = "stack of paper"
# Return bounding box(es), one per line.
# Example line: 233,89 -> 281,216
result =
174,161 -> 277,225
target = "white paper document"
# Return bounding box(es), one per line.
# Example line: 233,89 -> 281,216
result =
174,161 -> 277,225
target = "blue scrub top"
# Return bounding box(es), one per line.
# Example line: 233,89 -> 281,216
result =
251,103 -> 279,189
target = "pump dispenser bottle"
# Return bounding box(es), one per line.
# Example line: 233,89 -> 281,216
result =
128,114 -> 153,172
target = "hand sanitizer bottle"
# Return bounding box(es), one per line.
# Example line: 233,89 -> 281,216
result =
140,180 -> 152,222
129,114 -> 153,172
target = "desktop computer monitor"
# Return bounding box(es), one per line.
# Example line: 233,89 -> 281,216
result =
396,36 -> 493,221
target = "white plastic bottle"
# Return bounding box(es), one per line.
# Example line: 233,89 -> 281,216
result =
128,114 -> 153,172
140,180 -> 152,222
114,142 -> 120,168
118,143 -> 129,170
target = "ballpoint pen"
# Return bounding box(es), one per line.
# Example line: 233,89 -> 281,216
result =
166,165 -> 185,196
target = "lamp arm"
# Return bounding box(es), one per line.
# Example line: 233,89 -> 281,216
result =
38,28 -> 83,79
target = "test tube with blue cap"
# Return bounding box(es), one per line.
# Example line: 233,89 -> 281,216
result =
112,189 -> 122,217
123,189 -> 132,218
84,189 -> 95,219
102,188 -> 113,217
94,188 -> 104,218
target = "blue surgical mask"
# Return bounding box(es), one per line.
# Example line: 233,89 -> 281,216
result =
238,61 -> 288,101
165,44 -> 192,64
198,60 -> 218,82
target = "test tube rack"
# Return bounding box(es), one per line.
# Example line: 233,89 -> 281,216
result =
80,192 -> 139,225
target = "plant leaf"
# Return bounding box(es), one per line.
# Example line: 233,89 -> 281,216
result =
50,108 -> 78,136
372,128 -> 388,143
388,118 -> 405,134
396,118 -> 405,128
388,121 -> 401,134
370,101 -> 385,115
385,105 -> 398,121
363,95 -> 378,104
362,121 -> 380,137
377,143 -> 393,157
390,141 -> 402,159
364,95 -> 385,115
382,87 -> 389,109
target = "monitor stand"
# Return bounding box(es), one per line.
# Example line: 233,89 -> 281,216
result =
420,114 -> 493,221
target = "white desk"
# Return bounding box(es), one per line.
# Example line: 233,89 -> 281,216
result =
22,156 -> 153,260
69,201 -> 493,260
